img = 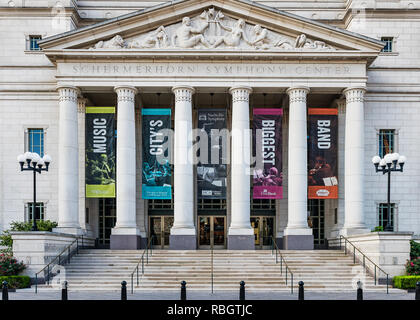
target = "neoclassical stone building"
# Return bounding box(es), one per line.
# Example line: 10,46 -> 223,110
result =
1,0 -> 419,251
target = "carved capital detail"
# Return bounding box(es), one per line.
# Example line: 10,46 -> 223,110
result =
77,98 -> 87,113
343,87 -> 366,104
172,86 -> 195,103
336,99 -> 346,114
229,86 -> 252,103
286,86 -> 310,104
114,86 -> 138,103
57,86 -> 80,103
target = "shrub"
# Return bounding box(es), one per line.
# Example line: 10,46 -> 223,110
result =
0,230 -> 12,247
410,240 -> 420,260
0,253 -> 26,276
393,276 -> 420,289
9,220 -> 58,232
372,226 -> 384,232
0,276 -> 31,289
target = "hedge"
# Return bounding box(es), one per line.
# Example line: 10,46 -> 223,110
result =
0,275 -> 31,289
393,276 -> 420,289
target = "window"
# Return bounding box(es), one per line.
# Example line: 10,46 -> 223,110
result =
28,129 -> 44,157
28,35 -> 42,51
26,202 -> 44,221
381,37 -> 393,53
378,203 -> 395,231
378,129 -> 395,158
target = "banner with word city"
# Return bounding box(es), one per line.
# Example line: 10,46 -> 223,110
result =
308,108 -> 338,199
85,107 -> 116,198
142,108 -> 172,199
252,108 -> 283,199
197,109 -> 228,199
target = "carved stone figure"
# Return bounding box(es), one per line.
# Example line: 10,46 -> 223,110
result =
249,25 -> 270,49
172,17 -> 210,48
129,26 -> 169,48
295,34 -> 307,48
294,33 -> 334,50
91,35 -> 125,49
211,18 -> 249,48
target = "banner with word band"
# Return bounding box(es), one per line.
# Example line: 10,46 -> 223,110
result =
308,108 -> 338,199
85,107 -> 116,198
252,108 -> 283,199
197,109 -> 228,199
142,108 -> 172,199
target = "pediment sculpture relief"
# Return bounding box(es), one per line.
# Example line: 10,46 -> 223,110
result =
89,8 -> 335,51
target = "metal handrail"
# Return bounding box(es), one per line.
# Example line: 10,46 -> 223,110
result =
271,237 -> 294,294
130,235 -> 155,294
339,235 -> 389,294
34,236 -> 87,293
211,242 -> 214,293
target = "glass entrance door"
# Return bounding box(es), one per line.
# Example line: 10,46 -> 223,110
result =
250,216 -> 274,249
149,216 -> 174,249
198,216 -> 226,248
98,198 -> 116,248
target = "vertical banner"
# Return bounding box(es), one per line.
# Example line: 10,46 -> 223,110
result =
85,107 -> 116,198
252,108 -> 283,199
142,108 -> 172,199
308,108 -> 338,199
197,109 -> 227,199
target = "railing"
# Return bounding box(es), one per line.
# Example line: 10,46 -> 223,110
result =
210,242 -> 214,293
35,236 -> 88,293
338,235 -> 389,294
271,237 -> 294,294
130,235 -> 155,294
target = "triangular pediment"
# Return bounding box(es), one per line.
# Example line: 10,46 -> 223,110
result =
39,0 -> 384,60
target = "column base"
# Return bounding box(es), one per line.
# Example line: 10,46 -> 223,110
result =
110,235 -> 143,250
227,234 -> 255,250
52,227 -> 84,236
169,235 -> 197,250
283,235 -> 314,250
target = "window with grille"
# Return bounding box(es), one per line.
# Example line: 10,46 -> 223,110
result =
28,35 -> 42,51
378,129 -> 395,158
378,203 -> 395,231
26,202 -> 44,221
28,128 -> 44,157
381,37 -> 393,53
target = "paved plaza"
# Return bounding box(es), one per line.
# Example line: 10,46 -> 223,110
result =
4,288 -> 415,300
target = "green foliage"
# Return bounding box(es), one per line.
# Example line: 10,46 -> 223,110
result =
0,276 -> 31,289
0,230 -> 12,247
9,220 -> 58,232
0,252 -> 26,276
393,276 -> 420,289
410,240 -> 420,260
372,226 -> 384,232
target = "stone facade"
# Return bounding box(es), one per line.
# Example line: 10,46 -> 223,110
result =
0,0 -> 419,253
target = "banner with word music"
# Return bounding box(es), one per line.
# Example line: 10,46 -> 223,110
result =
85,107 -> 116,198
197,109 -> 228,199
252,108 -> 283,199
308,108 -> 338,199
142,108 -> 172,199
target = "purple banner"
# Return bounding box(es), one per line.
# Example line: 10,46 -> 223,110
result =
252,108 -> 283,199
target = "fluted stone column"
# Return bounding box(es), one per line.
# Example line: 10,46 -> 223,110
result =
110,86 -> 141,249
341,87 -> 369,236
284,86 -> 313,249
54,86 -> 82,235
77,98 -> 88,233
170,86 -> 196,250
228,86 -> 254,250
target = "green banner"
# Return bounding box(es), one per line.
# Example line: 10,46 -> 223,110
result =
85,106 -> 116,198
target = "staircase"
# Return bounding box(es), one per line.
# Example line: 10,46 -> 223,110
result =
43,249 -> 400,292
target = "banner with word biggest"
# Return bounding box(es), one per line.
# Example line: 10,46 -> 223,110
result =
252,109 -> 283,199
197,109 -> 228,199
142,108 -> 172,199
308,108 -> 338,199
85,107 -> 116,198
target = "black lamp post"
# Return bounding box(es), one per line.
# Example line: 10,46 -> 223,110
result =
17,152 -> 52,231
372,153 -> 406,232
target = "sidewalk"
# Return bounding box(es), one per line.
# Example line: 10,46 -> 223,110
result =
5,288 -> 415,300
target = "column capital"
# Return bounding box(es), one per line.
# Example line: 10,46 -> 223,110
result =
114,86 -> 138,103
57,86 -> 80,103
286,86 -> 310,104
172,85 -> 195,103
77,98 -> 87,113
334,98 -> 346,114
343,87 -> 366,103
229,86 -> 252,103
